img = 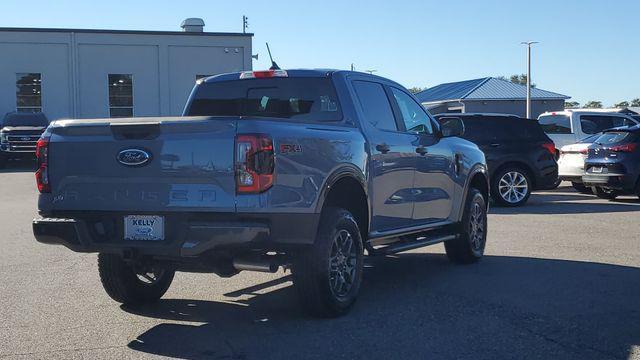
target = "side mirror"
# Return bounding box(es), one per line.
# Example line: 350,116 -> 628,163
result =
438,117 -> 465,138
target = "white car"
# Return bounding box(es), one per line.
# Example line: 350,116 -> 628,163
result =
538,110 -> 638,150
557,134 -> 600,192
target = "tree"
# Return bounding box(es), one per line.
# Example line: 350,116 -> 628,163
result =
614,101 -> 629,108
631,98 -> 640,107
408,87 -> 425,94
497,74 -> 536,88
583,101 -> 603,109
564,101 -> 580,109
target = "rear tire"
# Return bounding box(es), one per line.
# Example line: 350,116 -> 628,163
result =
445,188 -> 487,264
592,186 -> 618,200
571,182 -> 592,194
491,167 -> 532,207
292,207 -> 364,318
98,253 -> 175,305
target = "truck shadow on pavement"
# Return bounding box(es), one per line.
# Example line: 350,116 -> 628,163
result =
0,160 -> 36,173
490,189 -> 640,215
124,254 -> 640,360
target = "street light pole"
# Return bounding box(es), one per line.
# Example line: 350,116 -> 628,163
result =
521,41 -> 539,118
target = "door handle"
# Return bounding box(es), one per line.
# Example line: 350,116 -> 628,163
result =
415,146 -> 428,155
376,143 -> 390,154
454,153 -> 463,175
490,143 -> 501,147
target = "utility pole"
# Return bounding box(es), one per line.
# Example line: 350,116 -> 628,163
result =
242,15 -> 248,34
521,41 -> 539,118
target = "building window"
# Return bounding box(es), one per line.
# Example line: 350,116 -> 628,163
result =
16,73 -> 42,113
108,74 -> 133,118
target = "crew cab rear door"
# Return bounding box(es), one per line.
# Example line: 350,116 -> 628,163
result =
351,80 -> 417,232
387,86 -> 455,224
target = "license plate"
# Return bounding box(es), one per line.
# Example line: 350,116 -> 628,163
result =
124,215 -> 164,241
591,166 -> 603,173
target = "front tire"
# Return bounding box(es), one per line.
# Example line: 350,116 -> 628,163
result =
98,253 -> 175,305
445,188 -> 487,264
592,186 -> 618,200
292,207 -> 364,318
491,167 -> 532,207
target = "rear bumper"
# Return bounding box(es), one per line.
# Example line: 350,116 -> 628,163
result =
582,173 -> 636,191
33,212 -> 319,257
533,165 -> 559,190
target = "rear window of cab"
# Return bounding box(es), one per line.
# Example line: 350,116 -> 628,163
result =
538,114 -> 572,134
186,77 -> 342,122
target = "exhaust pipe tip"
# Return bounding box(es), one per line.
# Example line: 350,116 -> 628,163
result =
233,257 -> 279,273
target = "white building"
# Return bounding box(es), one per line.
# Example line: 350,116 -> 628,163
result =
0,19 -> 253,120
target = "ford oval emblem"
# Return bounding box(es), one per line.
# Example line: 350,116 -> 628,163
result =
117,148 -> 152,167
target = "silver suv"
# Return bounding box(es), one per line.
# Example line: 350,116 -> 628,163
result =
538,110 -> 638,149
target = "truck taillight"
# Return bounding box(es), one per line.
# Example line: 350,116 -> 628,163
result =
235,134 -> 274,193
35,134 -> 51,193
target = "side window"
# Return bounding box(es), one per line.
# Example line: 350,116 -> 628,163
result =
611,116 -> 635,128
579,115 -> 627,134
390,87 -> 433,134
352,81 -> 397,131
490,118 -> 520,140
457,117 -> 492,142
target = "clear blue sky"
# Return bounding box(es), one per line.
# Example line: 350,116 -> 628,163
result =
4,0 -> 639,106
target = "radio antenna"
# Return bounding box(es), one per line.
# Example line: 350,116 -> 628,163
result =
266,42 -> 281,70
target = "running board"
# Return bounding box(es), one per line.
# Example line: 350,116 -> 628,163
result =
369,234 -> 458,256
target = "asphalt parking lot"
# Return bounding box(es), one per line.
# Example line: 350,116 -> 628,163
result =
1,163 -> 639,360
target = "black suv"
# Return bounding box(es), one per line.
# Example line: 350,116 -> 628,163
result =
436,113 -> 558,206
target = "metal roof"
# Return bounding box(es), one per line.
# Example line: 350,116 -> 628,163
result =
416,77 -> 570,103
0,27 -> 253,37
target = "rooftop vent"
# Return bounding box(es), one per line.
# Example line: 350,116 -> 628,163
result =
181,18 -> 205,32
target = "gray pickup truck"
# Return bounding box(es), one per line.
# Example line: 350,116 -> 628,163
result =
33,69 -> 489,317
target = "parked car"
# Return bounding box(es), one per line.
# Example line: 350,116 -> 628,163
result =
582,125 -> 640,199
538,110 -> 638,149
557,134 -> 600,193
32,69 -> 490,317
436,113 -> 558,207
0,112 -> 49,167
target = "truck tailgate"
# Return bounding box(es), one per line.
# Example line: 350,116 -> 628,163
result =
48,117 -> 236,212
